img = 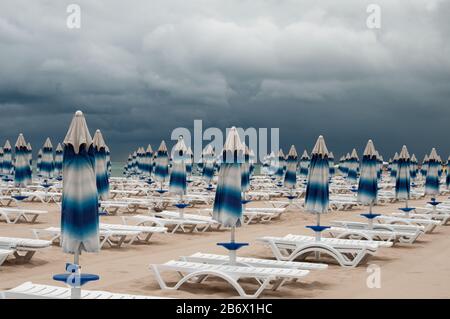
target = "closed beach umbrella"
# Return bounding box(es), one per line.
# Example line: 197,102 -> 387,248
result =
421,154 -> 428,178
357,140 -> 378,208
347,148 -> 359,184
212,127 -> 245,264
105,146 -> 111,177
154,141 -> 169,188
284,145 -> 298,189
14,134 -> 31,188
145,144 -> 153,177
26,143 -> 33,184
268,152 -> 277,177
275,149 -> 285,181
299,150 -> 310,179
446,156 -> 450,189
0,148 -> 3,175
328,152 -> 335,177
425,148 -> 440,196
241,145 -> 251,193
41,138 -> 54,180
92,130 -> 109,201
186,147 -> 193,176
305,136 -> 330,240
3,140 -> 12,176
213,127 -> 244,227
202,145 -> 215,186
36,149 -> 42,176
169,136 -> 187,196
391,152 -> 399,180
61,110 -> 99,256
55,143 -> 64,178
410,154 -> 418,181
395,145 -> 411,204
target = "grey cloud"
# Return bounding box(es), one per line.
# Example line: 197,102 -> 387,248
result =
0,0 -> 449,162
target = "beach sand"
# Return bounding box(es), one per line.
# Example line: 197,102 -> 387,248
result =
1,195 -> 449,298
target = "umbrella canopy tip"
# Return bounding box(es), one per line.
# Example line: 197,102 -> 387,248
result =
75,110 -> 83,116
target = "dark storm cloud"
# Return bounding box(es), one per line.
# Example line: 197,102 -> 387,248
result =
0,0 -> 449,162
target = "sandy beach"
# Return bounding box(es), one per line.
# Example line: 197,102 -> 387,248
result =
1,194 -> 449,299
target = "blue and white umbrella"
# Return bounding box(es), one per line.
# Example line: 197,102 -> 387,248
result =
446,156 -> 450,190
186,147 -> 193,177
299,150 -> 310,180
144,144 -> 153,178
391,152 -> 399,180
41,138 -> 54,180
395,145 -> 411,205
169,136 -> 188,196
154,141 -> 169,189
328,152 -> 335,178
421,154 -> 428,179
36,149 -> 42,176
342,152 -> 351,176
410,154 -> 418,181
275,149 -> 285,181
284,145 -> 298,190
55,143 -> 64,178
268,152 -> 277,177
249,149 -> 256,177
105,146 -> 111,177
0,148 -> 3,176
3,140 -> 12,176
376,151 -> 383,180
305,135 -> 330,240
425,148 -> 440,196
213,127 -> 245,264
26,143 -> 33,184
14,134 -> 31,188
357,140 -> 378,208
93,129 -> 110,201
347,148 -> 359,184
202,144 -> 215,187
241,145 -> 251,193
61,110 -> 99,255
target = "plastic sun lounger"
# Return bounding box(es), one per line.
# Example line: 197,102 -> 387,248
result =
181,252 -> 328,271
150,260 -> 310,298
376,215 -> 441,233
0,282 -> 167,299
154,211 -> 222,230
331,221 -> 424,244
0,237 -> 52,262
100,223 -> 167,243
258,234 -> 388,268
0,196 -> 18,207
32,227 -> 141,249
123,215 -> 210,234
0,248 -> 13,266
393,209 -> 450,225
326,226 -> 420,245
0,208 -> 48,224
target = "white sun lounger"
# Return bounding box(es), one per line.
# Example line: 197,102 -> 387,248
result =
0,196 -> 18,207
376,215 -> 441,233
100,223 -> 167,243
0,282 -> 166,299
153,211 -> 222,230
327,226 -> 421,245
0,237 -> 52,262
0,248 -> 13,266
331,221 -> 424,244
123,215 -> 210,233
258,234 -> 390,268
33,227 -> 141,249
182,252 -> 328,271
151,260 -> 310,298
0,208 -> 48,224
393,209 -> 450,225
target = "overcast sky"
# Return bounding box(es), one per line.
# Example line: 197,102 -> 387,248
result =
0,0 -> 449,162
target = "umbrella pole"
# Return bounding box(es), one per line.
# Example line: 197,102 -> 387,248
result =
229,226 -> 236,265
71,247 -> 81,299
